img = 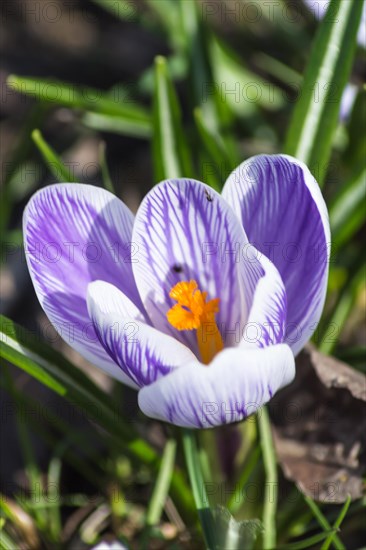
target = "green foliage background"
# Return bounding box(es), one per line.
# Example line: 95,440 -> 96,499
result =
1,0 -> 365,548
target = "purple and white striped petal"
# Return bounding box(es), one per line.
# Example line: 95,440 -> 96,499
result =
132,179 -> 263,354
23,183 -> 142,385
222,155 -> 330,355
242,254 -> 287,349
87,281 -> 148,323
88,281 -> 196,387
138,344 -> 295,428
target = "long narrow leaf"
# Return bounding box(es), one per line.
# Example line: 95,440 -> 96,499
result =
182,429 -> 216,549
330,168 -> 366,249
258,407 -> 278,549
318,264 -> 364,354
285,0 -> 363,184
179,0 -> 220,129
279,530 -> 337,550
7,75 -> 151,124
194,107 -> 235,191
32,129 -> 75,182
304,496 -> 344,550
227,446 -> 261,514
3,368 -> 47,530
83,112 -> 151,139
146,438 -> 177,527
0,524 -> 19,550
152,56 -> 193,180
1,339 -> 67,396
99,141 -> 115,193
145,0 -> 184,52
0,316 -> 195,520
0,376 -> 103,485
321,496 -> 351,550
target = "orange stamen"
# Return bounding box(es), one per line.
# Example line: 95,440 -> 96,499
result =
167,280 -> 224,364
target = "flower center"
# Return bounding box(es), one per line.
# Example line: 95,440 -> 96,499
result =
167,280 -> 224,364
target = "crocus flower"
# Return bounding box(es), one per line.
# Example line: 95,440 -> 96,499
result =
23,154 -> 330,428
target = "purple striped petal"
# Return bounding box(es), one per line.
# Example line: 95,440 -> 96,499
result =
23,183 -> 142,385
87,281 -> 148,323
132,179 -> 263,354
138,344 -> 295,428
242,254 -> 287,349
222,155 -> 330,355
88,281 -> 196,387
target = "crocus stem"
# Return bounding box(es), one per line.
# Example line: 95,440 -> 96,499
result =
258,406 -> 278,549
182,429 -> 215,549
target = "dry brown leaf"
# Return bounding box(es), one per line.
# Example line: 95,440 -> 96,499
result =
307,346 -> 366,401
270,345 -> 366,502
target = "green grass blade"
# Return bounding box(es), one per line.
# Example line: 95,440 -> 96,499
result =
145,0 -> 184,52
0,525 -> 18,550
279,530 -> 337,550
3,104 -> 47,187
210,38 -> 284,116
146,438 -> 177,527
0,314 -> 154,447
194,107 -> 230,164
99,141 -> 115,193
0,340 -> 67,396
0,315 -> 195,521
227,446 -> 261,514
194,107 -> 234,191
179,0 -> 220,129
344,89 -> 366,168
1,375 -> 103,486
304,496 -> 345,550
0,500 -> 38,548
284,0 -> 363,185
182,429 -> 215,549
31,129 -> 76,182
152,56 -> 193,181
3,368 -> 47,530
329,168 -> 366,249
321,496 -> 351,550
254,53 -> 302,88
8,75 -> 151,124
83,112 -> 151,139
258,407 -> 278,549
318,264 -> 364,354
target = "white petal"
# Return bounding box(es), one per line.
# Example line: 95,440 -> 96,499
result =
87,280 -> 147,323
138,344 -> 295,428
88,283 -> 196,387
